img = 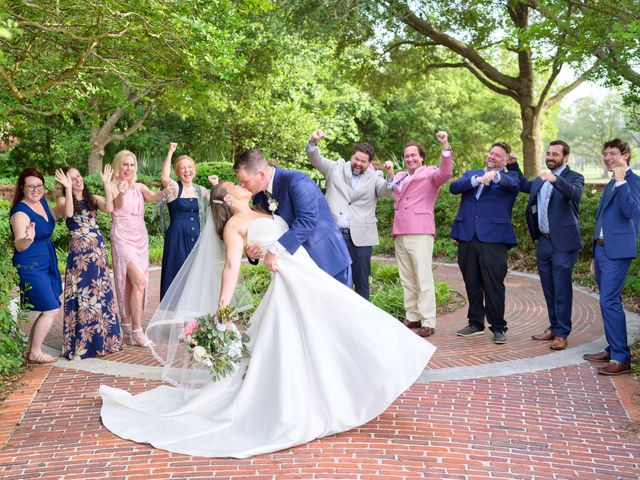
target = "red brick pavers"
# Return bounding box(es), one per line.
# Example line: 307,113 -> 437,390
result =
5,264 -> 639,479
1,365 -> 638,479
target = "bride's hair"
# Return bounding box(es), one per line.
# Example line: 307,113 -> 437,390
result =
210,183 -> 233,240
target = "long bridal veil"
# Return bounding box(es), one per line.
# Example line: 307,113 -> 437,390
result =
145,208 -> 252,389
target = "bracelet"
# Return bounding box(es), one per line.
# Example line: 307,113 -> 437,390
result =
442,146 -> 452,152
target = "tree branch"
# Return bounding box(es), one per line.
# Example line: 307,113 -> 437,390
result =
381,0 -> 520,92
109,102 -> 156,142
0,66 -> 26,100
33,41 -> 97,95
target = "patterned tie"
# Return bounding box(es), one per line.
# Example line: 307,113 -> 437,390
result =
539,182 -> 553,233
594,179 -> 615,239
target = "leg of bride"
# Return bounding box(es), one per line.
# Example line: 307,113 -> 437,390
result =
126,262 -> 153,347
27,309 -> 59,363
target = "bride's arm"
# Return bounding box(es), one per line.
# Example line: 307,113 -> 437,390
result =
218,225 -> 245,307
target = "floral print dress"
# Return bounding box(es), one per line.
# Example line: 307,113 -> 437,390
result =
63,200 -> 123,359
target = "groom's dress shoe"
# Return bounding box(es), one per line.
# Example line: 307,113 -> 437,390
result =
597,360 -> 631,376
415,327 -> 435,337
549,337 -> 567,350
531,329 -> 556,341
583,350 -> 610,363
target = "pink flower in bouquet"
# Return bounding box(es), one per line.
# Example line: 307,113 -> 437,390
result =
184,320 -> 199,337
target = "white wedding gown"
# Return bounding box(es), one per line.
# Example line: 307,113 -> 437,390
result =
100,215 -> 435,458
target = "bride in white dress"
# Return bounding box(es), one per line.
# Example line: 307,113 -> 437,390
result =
100,181 -> 435,458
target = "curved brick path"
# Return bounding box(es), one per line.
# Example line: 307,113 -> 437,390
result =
1,264 -> 639,479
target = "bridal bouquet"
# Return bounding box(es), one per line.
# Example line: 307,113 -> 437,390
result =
182,305 -> 250,381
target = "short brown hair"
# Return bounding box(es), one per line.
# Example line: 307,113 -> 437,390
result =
491,142 -> 511,155
354,143 -> 375,162
603,138 -> 632,165
549,140 -> 570,157
233,149 -> 269,174
403,141 -> 425,159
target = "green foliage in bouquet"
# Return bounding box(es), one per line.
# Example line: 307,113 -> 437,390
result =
184,305 -> 251,382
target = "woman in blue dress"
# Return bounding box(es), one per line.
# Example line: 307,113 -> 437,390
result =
158,142 -> 218,299
10,168 -> 68,364
58,165 -> 123,359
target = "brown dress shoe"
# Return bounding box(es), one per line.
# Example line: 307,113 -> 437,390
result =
549,336 -> 567,350
415,327 -> 435,337
583,350 -> 610,363
531,329 -> 556,341
597,360 -> 631,376
403,319 -> 422,329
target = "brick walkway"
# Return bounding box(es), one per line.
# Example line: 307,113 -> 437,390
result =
1,265 -> 639,479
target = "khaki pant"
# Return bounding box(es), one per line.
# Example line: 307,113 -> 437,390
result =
394,234 -> 435,328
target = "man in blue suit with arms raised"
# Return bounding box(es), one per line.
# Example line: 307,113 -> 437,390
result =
583,139 -> 640,375
507,140 -> 584,351
450,142 -> 520,344
234,148 -> 352,286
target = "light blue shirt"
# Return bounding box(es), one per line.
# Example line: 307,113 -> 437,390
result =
537,165 -> 566,234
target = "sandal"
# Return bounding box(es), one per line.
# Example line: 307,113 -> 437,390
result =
27,352 -> 58,364
131,328 -> 154,348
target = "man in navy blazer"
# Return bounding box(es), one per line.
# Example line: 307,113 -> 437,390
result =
583,139 -> 640,375
234,149 -> 352,286
507,140 -> 584,350
450,142 -> 520,344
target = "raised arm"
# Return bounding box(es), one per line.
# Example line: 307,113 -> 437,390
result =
218,223 -> 245,307
431,131 -> 453,187
161,142 -> 177,188
506,155 -> 533,193
306,129 -> 335,177
54,169 -> 74,219
94,164 -> 115,213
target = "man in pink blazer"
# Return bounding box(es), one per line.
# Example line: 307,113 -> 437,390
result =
390,131 -> 453,337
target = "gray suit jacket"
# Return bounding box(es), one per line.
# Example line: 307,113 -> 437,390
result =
307,147 -> 393,246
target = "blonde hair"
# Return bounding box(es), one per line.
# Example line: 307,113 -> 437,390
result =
112,150 -> 138,185
174,155 -> 196,177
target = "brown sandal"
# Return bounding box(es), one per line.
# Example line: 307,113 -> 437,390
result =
27,352 -> 58,364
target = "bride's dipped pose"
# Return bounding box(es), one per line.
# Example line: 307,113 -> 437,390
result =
99,181 -> 435,458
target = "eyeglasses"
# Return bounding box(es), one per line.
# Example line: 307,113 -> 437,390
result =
24,184 -> 44,191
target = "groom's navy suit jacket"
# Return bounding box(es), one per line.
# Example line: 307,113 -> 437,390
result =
253,167 -> 351,277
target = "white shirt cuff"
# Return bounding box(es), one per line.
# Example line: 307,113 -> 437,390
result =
306,143 -> 318,153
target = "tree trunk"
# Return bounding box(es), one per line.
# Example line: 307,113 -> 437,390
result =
520,105 -> 543,177
87,136 -> 108,174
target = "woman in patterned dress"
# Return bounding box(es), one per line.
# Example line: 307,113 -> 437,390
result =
58,165 -> 123,359
110,150 -> 170,347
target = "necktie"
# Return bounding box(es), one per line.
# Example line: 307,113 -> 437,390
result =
539,182 -> 553,233
594,180 -> 615,239
475,184 -> 484,200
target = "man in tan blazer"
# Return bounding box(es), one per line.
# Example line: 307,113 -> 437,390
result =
307,130 -> 394,299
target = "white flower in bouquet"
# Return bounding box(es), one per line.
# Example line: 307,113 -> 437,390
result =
228,343 -> 242,359
192,345 -> 208,363
216,322 -> 227,332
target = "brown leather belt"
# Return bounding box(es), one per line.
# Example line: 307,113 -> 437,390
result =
596,239 -> 605,246
540,233 -> 551,239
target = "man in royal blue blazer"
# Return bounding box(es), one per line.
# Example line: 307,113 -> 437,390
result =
507,140 -> 584,350
450,142 -> 520,344
583,139 -> 640,375
234,149 -> 352,286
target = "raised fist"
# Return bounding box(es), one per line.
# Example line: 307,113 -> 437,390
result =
309,129 -> 326,146
169,142 -> 178,154
435,131 -> 448,146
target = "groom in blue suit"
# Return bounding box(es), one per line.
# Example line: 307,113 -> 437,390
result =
507,140 -> 584,351
583,139 -> 640,376
234,149 -> 352,286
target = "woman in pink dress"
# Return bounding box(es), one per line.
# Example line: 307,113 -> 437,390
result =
111,150 -> 171,347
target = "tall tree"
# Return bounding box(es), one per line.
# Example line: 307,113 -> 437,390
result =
0,0 -> 266,172
288,0 -> 603,175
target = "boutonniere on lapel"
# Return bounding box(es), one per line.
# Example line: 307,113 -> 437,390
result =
268,197 -> 279,212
